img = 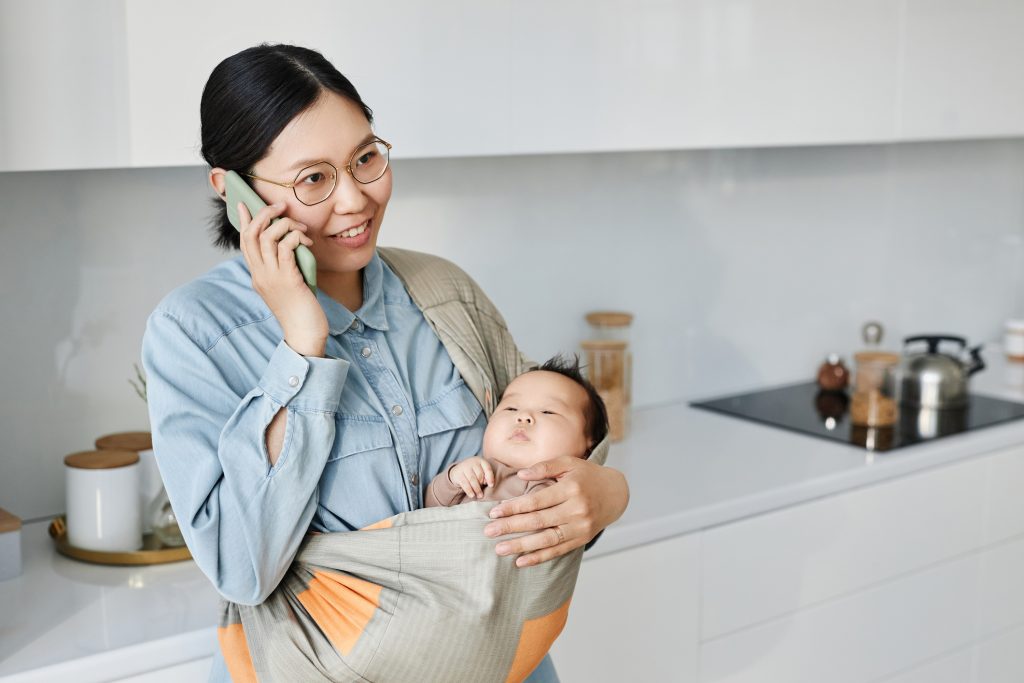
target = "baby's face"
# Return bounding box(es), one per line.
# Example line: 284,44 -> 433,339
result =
482,370 -> 591,470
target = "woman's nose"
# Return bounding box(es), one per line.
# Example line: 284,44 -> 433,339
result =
331,172 -> 369,215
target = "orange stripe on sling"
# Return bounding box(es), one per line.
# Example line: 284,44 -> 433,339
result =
504,598 -> 572,683
297,570 -> 383,656
218,623 -> 258,683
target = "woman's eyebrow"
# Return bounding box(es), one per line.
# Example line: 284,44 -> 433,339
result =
286,133 -> 377,172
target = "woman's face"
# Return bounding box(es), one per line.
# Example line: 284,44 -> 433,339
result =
247,92 -> 392,278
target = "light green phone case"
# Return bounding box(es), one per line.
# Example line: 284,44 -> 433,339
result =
224,170 -> 317,292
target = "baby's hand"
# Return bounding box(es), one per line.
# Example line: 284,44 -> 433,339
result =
449,457 -> 495,499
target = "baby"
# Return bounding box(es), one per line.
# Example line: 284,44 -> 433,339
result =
425,355 -> 609,507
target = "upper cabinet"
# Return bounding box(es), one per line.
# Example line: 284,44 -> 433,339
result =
2,0 -> 1023,173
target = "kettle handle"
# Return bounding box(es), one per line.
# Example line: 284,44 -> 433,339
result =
968,345 -> 986,376
903,335 -> 967,354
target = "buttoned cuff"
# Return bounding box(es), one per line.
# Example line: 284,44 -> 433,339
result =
258,340 -> 350,413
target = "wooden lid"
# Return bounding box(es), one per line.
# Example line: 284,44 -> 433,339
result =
0,507 -> 21,533
581,339 -> 628,350
64,449 -> 140,470
585,311 -> 633,327
95,431 -> 152,452
853,351 -> 901,366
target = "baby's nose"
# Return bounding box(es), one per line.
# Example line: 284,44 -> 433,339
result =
516,413 -> 533,425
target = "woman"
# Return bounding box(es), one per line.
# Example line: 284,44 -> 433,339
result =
142,43 -> 629,683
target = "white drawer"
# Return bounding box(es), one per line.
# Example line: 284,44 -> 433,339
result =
552,534 -> 700,683
699,535 -> 1024,683
701,446 -> 1024,640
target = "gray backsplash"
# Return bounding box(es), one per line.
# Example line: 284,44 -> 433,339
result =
3,138 -> 1024,520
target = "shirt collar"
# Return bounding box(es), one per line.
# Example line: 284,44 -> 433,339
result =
318,250 -> 389,335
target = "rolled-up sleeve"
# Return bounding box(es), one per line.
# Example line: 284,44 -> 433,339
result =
142,311 -> 349,605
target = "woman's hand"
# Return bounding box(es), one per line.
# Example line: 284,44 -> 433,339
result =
483,456 -> 629,567
238,202 -> 327,357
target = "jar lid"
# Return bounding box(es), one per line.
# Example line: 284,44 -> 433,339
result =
581,339 -> 628,350
853,350 -> 901,366
1006,319 -> 1024,332
64,449 -> 140,470
585,311 -> 633,327
0,506 -> 20,533
95,431 -> 152,452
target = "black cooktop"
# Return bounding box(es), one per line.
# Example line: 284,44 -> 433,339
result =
691,381 -> 1024,452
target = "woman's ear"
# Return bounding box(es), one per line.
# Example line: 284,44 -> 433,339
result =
209,167 -> 228,200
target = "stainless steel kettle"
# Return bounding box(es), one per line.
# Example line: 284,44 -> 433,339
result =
899,335 -> 985,409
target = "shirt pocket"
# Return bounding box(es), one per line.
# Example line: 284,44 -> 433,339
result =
415,381 -> 483,438
328,415 -> 395,462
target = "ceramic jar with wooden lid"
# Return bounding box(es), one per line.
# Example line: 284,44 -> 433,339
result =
64,450 -> 142,552
95,431 -> 160,532
582,311 -> 634,442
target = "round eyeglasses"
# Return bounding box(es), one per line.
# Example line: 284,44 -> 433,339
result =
245,137 -> 392,206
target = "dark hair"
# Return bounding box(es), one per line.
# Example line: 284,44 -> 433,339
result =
200,43 -> 374,250
528,354 -> 609,455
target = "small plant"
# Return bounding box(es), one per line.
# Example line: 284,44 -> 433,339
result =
129,363 -> 147,403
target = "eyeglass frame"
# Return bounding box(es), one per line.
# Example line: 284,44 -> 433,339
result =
243,136 -> 392,206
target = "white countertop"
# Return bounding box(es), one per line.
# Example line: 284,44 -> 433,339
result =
596,345 -> 1024,558
5,348 -> 1024,680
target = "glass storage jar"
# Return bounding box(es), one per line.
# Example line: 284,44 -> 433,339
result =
850,351 -> 900,427
582,311 -> 633,442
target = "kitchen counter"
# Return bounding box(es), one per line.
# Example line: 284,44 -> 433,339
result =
598,344 -> 1024,558
4,347 -> 1024,681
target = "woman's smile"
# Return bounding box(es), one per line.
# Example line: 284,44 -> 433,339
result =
326,217 -> 373,248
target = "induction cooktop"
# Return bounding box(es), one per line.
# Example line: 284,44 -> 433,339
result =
690,381 -> 1024,452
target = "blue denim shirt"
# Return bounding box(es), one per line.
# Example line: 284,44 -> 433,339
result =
141,251 -> 488,607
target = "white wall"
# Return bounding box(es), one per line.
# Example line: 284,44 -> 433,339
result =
2,138 -> 1024,520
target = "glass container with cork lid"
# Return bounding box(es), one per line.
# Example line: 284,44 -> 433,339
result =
582,311 -> 634,441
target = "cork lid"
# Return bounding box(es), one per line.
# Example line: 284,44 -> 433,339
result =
853,350 -> 901,366
0,507 -> 21,533
585,311 -> 633,327
64,449 -> 140,470
95,431 -> 152,452
581,339 -> 628,350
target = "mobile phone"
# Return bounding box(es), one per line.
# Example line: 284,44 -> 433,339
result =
224,170 -> 317,292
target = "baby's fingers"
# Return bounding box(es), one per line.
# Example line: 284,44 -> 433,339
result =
480,460 -> 495,488
460,472 -> 483,499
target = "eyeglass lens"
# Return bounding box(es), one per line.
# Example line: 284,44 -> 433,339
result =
292,140 -> 390,205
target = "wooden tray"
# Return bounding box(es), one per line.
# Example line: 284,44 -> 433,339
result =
48,515 -> 192,565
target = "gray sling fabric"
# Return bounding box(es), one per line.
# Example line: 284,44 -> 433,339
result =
217,249 -> 610,682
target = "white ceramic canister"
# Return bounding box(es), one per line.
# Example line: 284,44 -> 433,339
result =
64,450 -> 142,552
95,432 -> 160,532
1005,320 -> 1024,362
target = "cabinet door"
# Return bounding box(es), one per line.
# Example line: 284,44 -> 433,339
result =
550,533 -> 700,683
700,445 -> 1024,641
110,657 -> 212,683
0,0 -> 131,171
899,0 -> 1024,141
115,0 -> 905,168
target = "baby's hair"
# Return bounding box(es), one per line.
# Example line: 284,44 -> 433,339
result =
528,354 -> 609,455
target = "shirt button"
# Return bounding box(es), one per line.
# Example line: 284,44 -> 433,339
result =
410,473 -> 420,486
349,320 -> 359,330
288,376 -> 299,387
391,405 -> 403,416
360,347 -> 372,358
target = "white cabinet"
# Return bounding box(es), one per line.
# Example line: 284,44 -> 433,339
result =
0,0 -> 132,171
111,657 -> 212,683
899,0 -> 1024,142
5,0 -> 1024,172
551,533 -> 701,683
697,444 -> 1024,682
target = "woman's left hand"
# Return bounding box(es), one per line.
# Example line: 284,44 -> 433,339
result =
483,456 -> 629,567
